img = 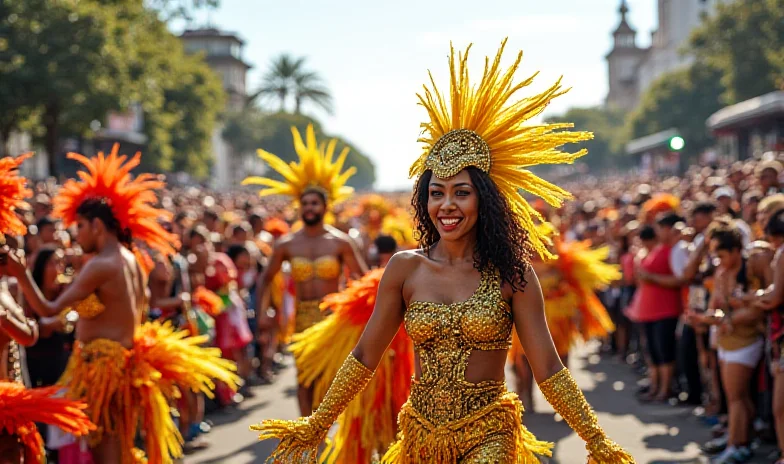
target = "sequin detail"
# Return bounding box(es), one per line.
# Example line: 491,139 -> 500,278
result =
250,354 -> 374,463
539,368 -> 636,463
404,268 -> 513,424
58,339 -> 150,464
381,268 -> 551,462
382,392 -> 551,463
73,294 -> 106,320
290,256 -> 341,282
425,129 -> 491,179
295,300 -> 325,334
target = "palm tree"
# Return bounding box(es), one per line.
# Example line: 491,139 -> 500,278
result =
247,54 -> 304,110
293,71 -> 333,115
247,54 -> 333,114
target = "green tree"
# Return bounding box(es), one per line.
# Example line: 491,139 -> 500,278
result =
0,0 -> 142,176
689,0 -> 783,103
131,11 -> 224,177
545,106 -> 628,170
222,108 -> 272,155
145,0 -> 219,21
0,0 -> 223,177
223,110 -> 375,189
628,63 -> 724,160
249,55 -> 333,114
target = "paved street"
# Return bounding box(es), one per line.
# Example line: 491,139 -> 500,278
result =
185,343 -> 769,463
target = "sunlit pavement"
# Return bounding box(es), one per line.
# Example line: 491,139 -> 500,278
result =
186,342 -> 773,463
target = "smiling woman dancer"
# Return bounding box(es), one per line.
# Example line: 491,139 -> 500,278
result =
250,39 -> 636,463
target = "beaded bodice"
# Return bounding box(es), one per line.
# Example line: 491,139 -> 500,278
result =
290,256 -> 341,282
74,294 -> 106,320
403,267 -> 513,425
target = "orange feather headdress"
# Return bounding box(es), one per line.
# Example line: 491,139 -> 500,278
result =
0,153 -> 32,238
54,144 -> 179,256
640,193 -> 680,223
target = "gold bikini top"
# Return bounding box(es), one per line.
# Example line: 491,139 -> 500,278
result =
290,256 -> 341,282
404,267 -> 513,424
73,294 -> 106,319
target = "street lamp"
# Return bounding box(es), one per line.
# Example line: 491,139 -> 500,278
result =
668,136 -> 685,151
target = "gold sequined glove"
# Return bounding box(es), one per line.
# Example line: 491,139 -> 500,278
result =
249,354 -> 373,463
539,368 -> 636,463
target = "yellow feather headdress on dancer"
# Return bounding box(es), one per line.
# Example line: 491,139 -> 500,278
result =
552,238 -> 619,346
381,209 -> 417,248
410,38 -> 592,259
243,124 -> 356,209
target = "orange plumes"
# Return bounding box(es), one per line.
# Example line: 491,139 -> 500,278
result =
53,144 -> 179,256
134,248 -> 155,277
290,269 -> 415,463
0,153 -> 32,237
193,286 -> 225,317
641,193 -> 680,223
0,381 -> 95,464
263,217 -> 290,238
553,239 -> 618,344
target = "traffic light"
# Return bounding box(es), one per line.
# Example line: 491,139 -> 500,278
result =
668,136 -> 685,151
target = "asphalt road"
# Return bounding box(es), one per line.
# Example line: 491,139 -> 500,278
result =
185,343 -> 771,463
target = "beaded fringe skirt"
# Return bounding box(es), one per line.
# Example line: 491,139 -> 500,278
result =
381,390 -> 552,463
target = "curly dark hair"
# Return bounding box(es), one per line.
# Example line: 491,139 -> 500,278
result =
76,198 -> 133,249
412,167 -> 532,291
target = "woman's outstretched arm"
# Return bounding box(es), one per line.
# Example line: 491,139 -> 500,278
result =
512,265 -> 636,464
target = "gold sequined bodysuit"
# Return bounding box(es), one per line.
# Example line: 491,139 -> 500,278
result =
382,268 -> 552,463
73,294 -> 106,319
290,256 -> 341,334
290,256 -> 341,282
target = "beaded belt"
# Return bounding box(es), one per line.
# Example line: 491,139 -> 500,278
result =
408,377 -> 506,425
295,300 -> 324,334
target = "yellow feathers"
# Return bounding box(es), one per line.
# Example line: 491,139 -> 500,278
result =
410,39 -> 593,259
243,124 -> 356,207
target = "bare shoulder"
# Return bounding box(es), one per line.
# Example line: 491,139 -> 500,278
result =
276,232 -> 296,247
82,253 -> 117,274
382,250 -> 423,285
325,226 -> 356,246
502,263 -> 539,299
325,224 -> 351,240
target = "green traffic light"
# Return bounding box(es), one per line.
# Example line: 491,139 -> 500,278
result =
669,136 -> 685,151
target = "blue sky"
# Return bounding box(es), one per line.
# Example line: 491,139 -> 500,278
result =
186,0 -> 657,190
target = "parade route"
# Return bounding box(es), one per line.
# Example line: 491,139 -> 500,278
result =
185,342 -> 761,464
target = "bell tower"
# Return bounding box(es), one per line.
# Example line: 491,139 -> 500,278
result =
605,0 -> 648,112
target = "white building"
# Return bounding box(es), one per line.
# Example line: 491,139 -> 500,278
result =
607,0 -> 729,112
180,28 -> 261,190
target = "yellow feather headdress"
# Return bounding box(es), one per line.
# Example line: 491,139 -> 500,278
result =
242,124 -> 356,208
410,39 -> 593,258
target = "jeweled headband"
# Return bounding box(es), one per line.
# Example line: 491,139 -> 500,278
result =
410,39 -> 594,258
